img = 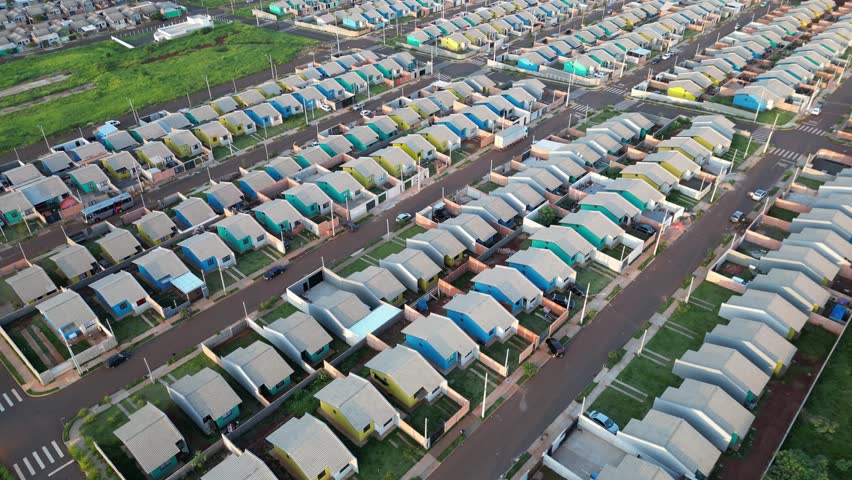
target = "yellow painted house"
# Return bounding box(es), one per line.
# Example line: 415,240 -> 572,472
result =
315,375 -> 399,444
365,345 -> 447,409
267,414 -> 358,480
666,80 -> 704,101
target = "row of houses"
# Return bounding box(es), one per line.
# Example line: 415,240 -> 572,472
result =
305,0 -> 444,31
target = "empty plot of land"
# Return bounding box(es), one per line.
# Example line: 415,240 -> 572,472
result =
0,73 -> 71,98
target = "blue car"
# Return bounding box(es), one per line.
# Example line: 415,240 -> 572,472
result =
589,410 -> 619,434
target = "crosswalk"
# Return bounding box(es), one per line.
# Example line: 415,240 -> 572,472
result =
468,57 -> 486,66
602,85 -> 628,95
13,441 -> 69,480
750,127 -> 772,143
435,72 -> 452,82
613,98 -> 638,111
0,387 -> 23,413
767,147 -> 806,165
795,124 -> 829,136
569,103 -> 593,113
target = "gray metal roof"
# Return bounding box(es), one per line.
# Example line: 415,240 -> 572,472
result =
268,311 -> 332,354
201,451 -> 276,480
206,182 -> 244,209
266,414 -> 354,478
491,183 -> 545,211
383,248 -> 442,281
224,341 -> 294,390
597,456 -> 672,480
170,367 -> 241,422
444,291 -> 518,332
133,247 -> 190,282
530,226 -> 596,257
114,403 -> 184,475
623,410 -> 721,477
36,290 -> 97,332
621,162 -> 678,188
133,211 -> 177,242
69,164 -> 109,186
266,156 -> 302,178
578,192 -> 641,220
4,163 -> 43,186
749,268 -> 830,311
465,195 -> 517,223
20,176 -> 71,206
604,178 -> 665,204
174,197 -> 216,227
507,248 -> 575,283
286,182 -> 332,207
240,170 -> 276,192
560,210 -> 625,240
408,228 -> 466,257
314,290 -> 371,328
348,265 -> 406,302
178,232 -> 233,263
681,344 -> 770,397
50,243 -> 97,279
314,375 -> 396,430
252,199 -> 303,226
316,171 -> 362,195
90,271 -> 147,307
658,378 -> 755,442
707,318 -> 797,369
214,213 -> 266,240
472,266 -> 540,304
6,265 -> 56,304
365,345 -> 445,398
402,314 -> 477,360
441,213 -> 497,242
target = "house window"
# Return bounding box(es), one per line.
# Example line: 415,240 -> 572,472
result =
256,235 -> 264,242
136,298 -> 146,306
207,259 -> 215,266
242,238 -> 250,245
222,255 -> 231,262
118,302 -> 129,311
362,423 -> 371,433
383,418 -> 393,427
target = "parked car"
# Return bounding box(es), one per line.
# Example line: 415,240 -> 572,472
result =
809,104 -> 822,116
105,351 -> 130,368
661,52 -> 673,60
568,284 -> 587,298
730,210 -> 745,223
593,71 -> 607,78
652,57 -> 662,64
759,1 -> 767,6
545,338 -> 565,358
263,265 -> 287,280
342,221 -> 359,232
548,292 -> 576,310
353,103 -> 364,111
318,104 -> 332,112
634,223 -> 656,236
105,119 -> 121,127
361,109 -> 373,118
588,410 -> 619,434
396,212 -> 412,223
750,189 -> 768,201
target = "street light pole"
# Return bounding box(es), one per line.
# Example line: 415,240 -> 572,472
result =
202,75 -> 212,100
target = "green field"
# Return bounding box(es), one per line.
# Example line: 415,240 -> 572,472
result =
0,23 -> 316,152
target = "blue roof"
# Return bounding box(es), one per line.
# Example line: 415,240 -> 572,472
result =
172,272 -> 205,294
350,304 -> 400,339
630,48 -> 651,56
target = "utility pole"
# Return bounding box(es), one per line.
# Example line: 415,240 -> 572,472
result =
202,75 -> 212,100
481,371 -> 488,419
753,89 -> 765,124
38,125 -> 50,151
685,276 -> 695,303
265,54 -> 275,79
144,357 -> 154,384
763,113 -> 779,154
64,336 -> 81,376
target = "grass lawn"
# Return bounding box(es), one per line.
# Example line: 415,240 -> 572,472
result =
405,396 -> 457,433
111,315 -> 155,344
578,108 -> 620,131
794,176 -> 825,190
450,271 -> 477,290
7,325 -> 47,372
589,387 -> 652,429
707,96 -> 796,125
574,266 -> 616,296
767,205 -> 799,222
369,241 -> 405,260
350,431 -> 424,480
0,22 -> 316,152
480,336 -> 527,375
778,328 -> 848,478
396,224 -> 427,240
722,134 -> 762,167
335,258 -> 373,277
645,325 -> 703,359
756,225 -> 788,241
213,330 -> 267,357
260,301 -> 299,324
446,362 -> 500,407
666,191 -> 700,210
516,309 -> 552,335
476,181 -> 501,193
0,221 -> 39,246
32,317 -> 69,360
618,356 -> 682,399
236,248 -> 277,276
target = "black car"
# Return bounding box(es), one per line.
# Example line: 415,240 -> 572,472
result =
342,221 -> 359,232
569,284 -> 587,298
548,293 -> 576,310
545,338 -> 565,358
263,265 -> 287,280
105,351 -> 130,368
634,223 -> 656,236
652,57 -> 662,64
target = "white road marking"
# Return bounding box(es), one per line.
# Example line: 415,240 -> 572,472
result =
23,458 -> 34,475
12,389 -> 22,402
3,393 -> 12,406
0,401 -> 5,412
51,441 -> 64,458
42,446 -> 54,464
32,451 -> 44,470
12,463 -> 25,480
47,460 -> 75,477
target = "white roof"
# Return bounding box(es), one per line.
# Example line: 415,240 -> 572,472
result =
365,345 -> 445,398
266,414 -> 355,478
114,404 -> 184,475
409,228 -> 466,257
174,197 -> 216,227
6,265 -> 56,304
348,265 -> 406,302
440,213 -> 497,242
201,451 -> 276,480
507,248 -> 575,283
681,344 -> 771,396
268,311 -> 332,354
225,341 -> 294,390
314,290 -> 371,328
402,314 -> 477,360
90,271 -> 147,307
50,243 -> 97,279
179,232 -> 234,263
170,368 -> 241,422
314,375 -> 397,429
444,291 -> 518,332
383,248 -> 441,281
623,410 -> 721,477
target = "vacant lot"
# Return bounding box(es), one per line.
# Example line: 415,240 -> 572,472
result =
0,23 -> 316,152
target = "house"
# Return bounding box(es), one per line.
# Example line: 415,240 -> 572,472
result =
789,208 -> 852,240
201,450 -> 276,480
578,192 -> 641,225
222,341 -> 294,398
168,368 -> 242,434
372,146 -> 417,177
211,96 -> 239,115
133,211 -> 178,246
135,141 -> 177,169
266,156 -> 302,181
205,182 -> 245,213
732,85 -> 782,111
91,270 -> 151,318
253,199 -> 304,235
471,266 -> 542,314
234,89 -> 266,107
756,244 -> 839,286
219,111 -> 257,137
530,226 -> 595,267
96,229 -> 142,265
178,232 -> 236,273
100,151 -> 143,180
462,196 -> 517,228
70,142 -> 109,164
341,157 -> 388,188
719,290 -> 808,340
435,114 -> 478,140
367,116 -> 401,140
560,210 -> 624,249
419,125 -> 461,153
620,163 -> 678,192
268,94 -> 304,118
438,213 -> 498,251
390,107 -> 423,131
667,79 -> 705,101
193,122 -> 232,149
2,163 -> 42,188
162,130 -> 203,159
0,191 -> 36,227
347,266 -> 406,306
653,379 -> 755,452
343,126 -> 380,152
605,177 -> 666,210
245,103 -> 283,128
283,183 -> 333,218
37,151 -> 75,176
705,318 -> 797,376
748,268 -> 830,314
131,122 -> 169,143
266,312 -> 333,365
214,213 -> 268,253
674,344 -> 770,406
784,228 -> 852,267
114,404 -> 187,480
173,197 -> 217,228
656,138 -> 711,165
491,183 -> 545,214
506,248 -> 576,293
444,291 -> 519,344
68,164 -> 110,193
50,243 -> 98,282
314,171 -> 364,204
184,105 -> 219,125
294,146 -> 334,168
133,247 -> 204,295
238,170 -> 276,201
406,228 -> 466,267
392,135 -> 436,162
6,265 -> 57,305
510,167 -> 563,195
266,414 -> 358,480
402,314 -> 478,372
315,374 -> 399,443
36,290 -> 99,339
619,410 -> 721,479
380,248 -> 442,293
19,175 -> 73,210
643,150 -> 700,180
365,345 -> 446,408
677,126 -> 731,156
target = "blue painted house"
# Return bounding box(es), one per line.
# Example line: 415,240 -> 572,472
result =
506,248 -> 575,293
205,182 -> 245,214
90,271 -> 151,319
733,86 -> 780,112
36,290 -> 100,340
443,292 -> 519,345
238,170 -> 276,201
402,314 -> 479,372
214,213 -> 269,253
471,266 -> 542,315
132,247 -> 207,298
178,232 -> 236,273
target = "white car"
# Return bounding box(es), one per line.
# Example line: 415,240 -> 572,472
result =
318,104 -> 332,112
593,71 -> 607,78
750,189 -> 767,201
810,105 -> 822,116
396,213 -> 412,223
361,109 -> 373,118
105,119 -> 121,127
661,52 -> 673,60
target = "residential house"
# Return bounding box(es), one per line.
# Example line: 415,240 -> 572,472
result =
174,197 -> 217,228
6,265 -> 57,305
0,191 -> 36,227
392,135 -> 435,162
705,318 -> 797,376
37,151 -> 75,176
491,183 -> 545,214
604,177 -> 666,210
266,414 -> 358,480
184,105 -> 219,125
234,89 -> 266,108
68,164 -> 110,194
757,244 -> 839,286
372,146 -> 417,178
314,171 -> 364,204
748,268 -> 830,314
471,266 -> 542,314
419,125 -> 461,153
69,142 -> 109,164
200,450 -> 275,480
530,225 -> 595,266
268,94 -> 304,118
253,199 -> 304,235
96,229 -> 143,265
578,191 -> 641,225
406,228 -> 466,267
211,96 -> 239,115
168,368 -> 242,434
620,162 -> 678,192
178,232 -> 236,273
347,266 -> 406,306
510,167 -> 563,195
222,341 -> 294,398
402,313 -> 478,372
193,122 -> 232,149
2,163 -> 42,188
114,404 -> 187,480
50,243 -> 98,282
719,290 -> 808,339
19,175 -> 72,210
133,247 -> 204,295
560,210 -> 624,249
506,248 -> 576,293
439,213 -> 498,251
238,170 -> 276,201
219,111 -> 258,137
315,374 -> 399,443
266,312 -> 333,365
343,126 -> 380,152
266,156 -> 302,181
163,130 -> 203,159
90,271 -> 151,318
789,208 -> 852,241
245,103 -> 284,128
100,151 -> 142,180
435,114 -> 478,140
380,248 -> 442,293
36,290 -> 99,339
214,213 -> 269,253
365,345 -> 446,408
462,196 -> 517,228
656,137 -> 711,165
205,182 -> 245,214
444,291 -> 519,344
643,150 -> 700,180
674,344 -> 770,406
284,183 -> 333,218
101,129 -> 139,153
783,228 -> 851,268
134,141 -> 177,169
341,157 -> 388,188
133,211 -> 178,246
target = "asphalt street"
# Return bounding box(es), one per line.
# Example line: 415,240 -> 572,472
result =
1,2 -> 850,479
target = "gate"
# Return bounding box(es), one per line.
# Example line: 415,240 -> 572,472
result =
428,422 -> 446,445
365,198 -> 377,211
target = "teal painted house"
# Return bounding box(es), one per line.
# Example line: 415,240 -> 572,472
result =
315,171 -> 363,204
214,213 -> 269,253
283,183 -> 333,218
529,226 -> 595,267
560,210 -> 624,249
252,199 -> 303,234
167,368 -> 242,435
68,164 -> 110,193
114,404 -> 187,480
0,191 -> 33,225
222,341 -> 295,399
266,311 -> 333,365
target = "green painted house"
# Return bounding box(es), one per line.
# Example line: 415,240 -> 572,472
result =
283,183 -> 332,218
68,165 -> 110,194
315,375 -> 399,443
266,414 -> 357,480
365,345 -> 446,409
0,191 -> 33,225
315,171 -> 364,204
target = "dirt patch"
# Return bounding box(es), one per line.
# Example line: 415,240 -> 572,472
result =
0,72 -> 71,98
713,354 -> 823,479
141,36 -> 227,64
0,83 -> 96,116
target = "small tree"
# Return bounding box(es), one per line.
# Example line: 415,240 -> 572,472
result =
191,451 -> 207,471
537,207 -> 558,227
522,362 -> 539,379
767,450 -> 830,480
